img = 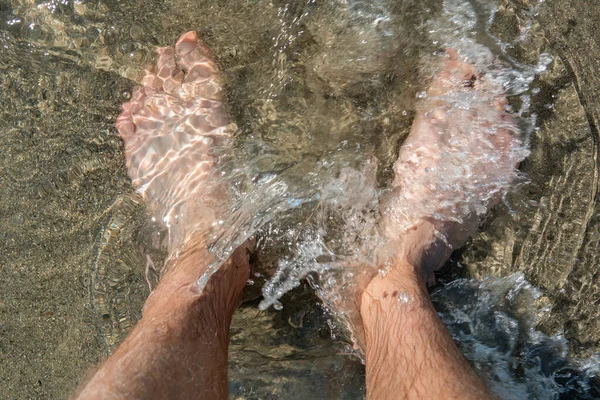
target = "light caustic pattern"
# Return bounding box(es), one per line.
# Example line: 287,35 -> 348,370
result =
114,1 -> 536,303
111,4 -> 599,397
113,2 -> 537,310
116,31 -> 232,254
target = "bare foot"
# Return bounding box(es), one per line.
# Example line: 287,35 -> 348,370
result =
353,55 -> 519,400
379,53 -> 527,282
117,31 -> 232,255
116,31 -> 249,299
75,33 -> 249,400
329,53 -> 527,353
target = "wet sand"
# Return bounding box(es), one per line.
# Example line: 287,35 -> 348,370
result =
1,0 -> 599,398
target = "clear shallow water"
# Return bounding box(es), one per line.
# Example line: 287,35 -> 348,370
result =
434,274 -> 600,400
0,0 -> 599,398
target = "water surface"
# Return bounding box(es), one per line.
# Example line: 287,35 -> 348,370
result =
0,0 -> 599,398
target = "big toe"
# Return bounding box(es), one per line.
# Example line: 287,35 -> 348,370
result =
175,31 -> 199,56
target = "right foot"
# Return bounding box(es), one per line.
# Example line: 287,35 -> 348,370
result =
380,53 -> 527,282
323,54 -> 527,353
353,53 -> 527,354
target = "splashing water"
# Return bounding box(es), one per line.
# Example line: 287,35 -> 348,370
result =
193,0 -> 599,395
2,0 -> 599,398
433,274 -> 600,400
242,0 -> 547,314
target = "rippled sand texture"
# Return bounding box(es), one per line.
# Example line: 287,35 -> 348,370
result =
1,0 -> 600,399
456,0 -> 600,358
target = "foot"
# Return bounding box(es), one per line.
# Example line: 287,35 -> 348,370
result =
116,31 -> 250,303
379,53 -> 527,283
116,31 -> 232,254
338,53 -> 527,354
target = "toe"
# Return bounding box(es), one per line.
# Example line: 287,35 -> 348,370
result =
156,46 -> 184,94
116,110 -> 135,140
156,47 -> 177,79
171,31 -> 221,100
141,46 -> 183,94
175,31 -> 199,56
117,87 -> 146,141
174,31 -> 215,75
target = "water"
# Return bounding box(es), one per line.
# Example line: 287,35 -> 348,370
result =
1,0 -> 599,398
250,0 -> 544,319
433,274 -> 600,399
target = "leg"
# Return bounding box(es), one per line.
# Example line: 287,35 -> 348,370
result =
361,54 -> 525,399
361,261 -> 491,400
75,240 -> 249,400
75,32 -> 246,399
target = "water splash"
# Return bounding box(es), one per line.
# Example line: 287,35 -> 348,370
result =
252,0 -> 548,310
433,273 -> 600,400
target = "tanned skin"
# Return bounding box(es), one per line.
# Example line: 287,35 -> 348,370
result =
74,32 -> 519,400
74,233 -> 492,400
361,253 -> 492,400
75,238 -> 250,400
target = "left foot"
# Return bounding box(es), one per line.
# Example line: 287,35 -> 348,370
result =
117,31 -> 232,254
116,31 -> 249,304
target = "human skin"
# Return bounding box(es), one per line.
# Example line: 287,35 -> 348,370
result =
359,53 -> 522,399
361,246 -> 493,400
74,238 -> 250,400
75,31 -> 248,400
74,237 -> 490,400
74,31 -> 521,399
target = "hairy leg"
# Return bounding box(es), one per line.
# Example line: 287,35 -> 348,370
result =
75,239 -> 249,400
361,261 -> 491,400
75,31 -> 247,400
361,54 -> 525,399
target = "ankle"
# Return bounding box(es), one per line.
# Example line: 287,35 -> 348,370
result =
141,265 -> 242,342
361,259 -> 428,321
363,261 -> 424,296
143,237 -> 249,323
383,218 -> 454,281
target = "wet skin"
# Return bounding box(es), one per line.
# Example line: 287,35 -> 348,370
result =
76,32 -> 250,400
75,32 -> 522,399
